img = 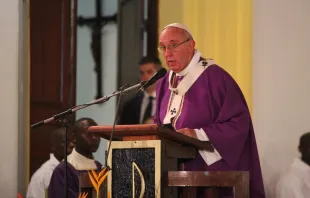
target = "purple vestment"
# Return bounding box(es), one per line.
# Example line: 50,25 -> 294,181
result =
154,64 -> 266,198
48,160 -> 102,198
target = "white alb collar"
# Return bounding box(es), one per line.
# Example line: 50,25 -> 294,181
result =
67,148 -> 97,170
176,50 -> 202,76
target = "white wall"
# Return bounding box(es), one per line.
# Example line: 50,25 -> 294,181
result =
76,0 -> 118,164
0,0 -> 21,197
253,0 -> 310,197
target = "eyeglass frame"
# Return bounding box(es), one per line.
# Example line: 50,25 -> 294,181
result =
157,38 -> 192,53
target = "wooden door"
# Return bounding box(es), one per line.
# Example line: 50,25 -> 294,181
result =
29,0 -> 77,176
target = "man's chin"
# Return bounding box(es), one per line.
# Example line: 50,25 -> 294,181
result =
168,65 -> 181,73
91,146 -> 99,153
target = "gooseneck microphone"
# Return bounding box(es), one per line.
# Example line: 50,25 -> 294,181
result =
138,68 -> 167,92
31,67 -> 168,195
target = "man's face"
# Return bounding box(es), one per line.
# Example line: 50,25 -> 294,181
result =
53,132 -> 75,160
139,63 -> 158,92
300,144 -> 310,165
159,27 -> 195,73
76,120 -> 101,153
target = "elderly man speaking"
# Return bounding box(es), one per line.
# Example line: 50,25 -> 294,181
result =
154,23 -> 266,198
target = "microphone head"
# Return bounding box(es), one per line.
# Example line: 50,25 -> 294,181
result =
139,68 -> 167,92
148,68 -> 167,85
156,68 -> 167,79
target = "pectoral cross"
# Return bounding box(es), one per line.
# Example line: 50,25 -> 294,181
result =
77,0 -> 117,100
202,60 -> 208,66
170,108 -> 177,115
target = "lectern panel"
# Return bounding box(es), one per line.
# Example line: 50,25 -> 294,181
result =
107,140 -> 161,198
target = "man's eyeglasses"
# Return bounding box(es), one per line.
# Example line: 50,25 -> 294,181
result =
158,38 -> 191,53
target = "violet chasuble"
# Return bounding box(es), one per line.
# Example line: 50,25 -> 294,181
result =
48,149 -> 102,198
154,50 -> 266,198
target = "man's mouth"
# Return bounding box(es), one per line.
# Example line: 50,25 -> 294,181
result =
168,60 -> 176,65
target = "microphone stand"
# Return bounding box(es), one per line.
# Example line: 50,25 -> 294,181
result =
31,81 -> 145,198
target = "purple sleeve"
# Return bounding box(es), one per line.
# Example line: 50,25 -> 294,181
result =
153,77 -> 167,125
201,66 -> 251,168
48,162 -> 79,198
153,83 -> 161,125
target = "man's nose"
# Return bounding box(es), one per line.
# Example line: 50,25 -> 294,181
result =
164,49 -> 172,57
141,74 -> 149,81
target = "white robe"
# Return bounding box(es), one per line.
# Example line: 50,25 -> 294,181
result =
26,154 -> 59,198
275,158 -> 310,198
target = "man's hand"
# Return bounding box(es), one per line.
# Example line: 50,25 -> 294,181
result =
176,128 -> 198,139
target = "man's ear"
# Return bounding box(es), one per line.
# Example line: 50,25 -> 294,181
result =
298,145 -> 302,153
190,39 -> 195,49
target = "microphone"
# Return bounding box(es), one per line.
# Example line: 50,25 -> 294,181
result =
138,68 -> 167,92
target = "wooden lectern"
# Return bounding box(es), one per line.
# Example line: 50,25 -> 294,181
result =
84,124 -> 249,198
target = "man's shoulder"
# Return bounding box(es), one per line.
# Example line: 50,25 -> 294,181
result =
276,171 -> 304,198
57,160 -> 75,168
277,168 -> 303,189
28,162 -> 56,192
29,167 -> 45,183
123,93 -> 144,106
203,64 -> 240,89
29,159 -> 54,180
53,161 -> 76,174
204,64 -> 230,78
